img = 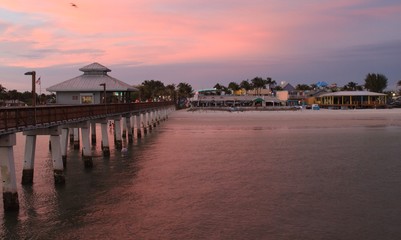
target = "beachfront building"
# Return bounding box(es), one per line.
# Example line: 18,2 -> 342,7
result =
46,62 -> 137,104
246,89 -> 272,96
316,91 -> 387,109
191,94 -> 282,107
275,83 -> 311,106
0,99 -> 27,107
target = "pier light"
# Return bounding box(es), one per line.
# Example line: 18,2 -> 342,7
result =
24,71 -> 36,106
99,83 -> 106,104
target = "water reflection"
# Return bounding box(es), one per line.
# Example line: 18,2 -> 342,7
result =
1,113 -> 401,239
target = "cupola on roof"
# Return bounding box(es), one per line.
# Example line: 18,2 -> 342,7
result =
79,62 -> 111,73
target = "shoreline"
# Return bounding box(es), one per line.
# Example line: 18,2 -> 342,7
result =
188,106 -> 301,112
173,108 -> 401,129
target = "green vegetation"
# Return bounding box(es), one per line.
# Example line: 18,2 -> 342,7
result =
1,72 -> 396,107
212,73 -> 394,95
0,84 -> 55,106
341,82 -> 363,91
295,84 -> 312,90
137,80 -> 194,108
214,77 -> 277,95
364,73 -> 388,93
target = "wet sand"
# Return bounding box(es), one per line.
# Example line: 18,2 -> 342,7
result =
176,108 -> 401,129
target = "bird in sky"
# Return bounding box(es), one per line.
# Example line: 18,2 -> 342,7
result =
70,3 -> 78,8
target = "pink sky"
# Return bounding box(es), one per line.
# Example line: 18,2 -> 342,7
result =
1,0 -> 400,92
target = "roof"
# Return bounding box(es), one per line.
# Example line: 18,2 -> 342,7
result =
281,83 -> 295,91
196,95 -> 282,102
319,91 -> 386,97
79,62 -> 111,73
46,62 -> 137,92
197,88 -> 217,92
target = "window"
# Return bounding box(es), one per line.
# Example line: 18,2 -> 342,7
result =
80,93 -> 94,104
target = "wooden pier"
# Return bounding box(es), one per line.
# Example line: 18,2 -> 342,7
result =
0,102 -> 175,211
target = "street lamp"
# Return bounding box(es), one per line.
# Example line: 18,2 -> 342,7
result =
24,71 -> 36,106
99,83 -> 107,115
99,83 -> 106,104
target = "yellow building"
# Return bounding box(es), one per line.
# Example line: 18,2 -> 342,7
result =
317,91 -> 387,109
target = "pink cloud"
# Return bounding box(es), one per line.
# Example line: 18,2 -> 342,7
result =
1,0 -> 400,71
1,0 -> 285,67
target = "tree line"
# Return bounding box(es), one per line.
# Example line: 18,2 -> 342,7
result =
213,77 -> 279,95
211,73 -> 396,94
1,73 -> 399,107
135,80 -> 194,108
0,84 -> 55,106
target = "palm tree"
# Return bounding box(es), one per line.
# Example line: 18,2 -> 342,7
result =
228,82 -> 240,95
213,83 -> 224,95
364,73 -> 388,93
177,82 -> 194,108
295,84 -> 311,91
8,90 -> 20,102
343,81 -> 358,91
251,77 -> 268,95
240,80 -> 252,95
139,80 -> 165,101
164,84 -> 176,102
266,78 -> 277,95
397,80 -> 401,95
269,79 -> 277,90
0,84 -> 6,101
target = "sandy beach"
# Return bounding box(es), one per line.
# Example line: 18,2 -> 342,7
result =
175,108 -> 401,129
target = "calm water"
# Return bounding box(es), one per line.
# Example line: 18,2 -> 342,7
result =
1,110 -> 400,239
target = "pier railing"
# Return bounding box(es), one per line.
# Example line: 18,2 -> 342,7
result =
0,102 -> 174,135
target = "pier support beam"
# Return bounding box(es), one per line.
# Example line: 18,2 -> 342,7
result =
125,115 -> 133,143
73,128 -> 80,150
81,122 -> 93,168
156,109 -> 161,125
50,133 -> 65,184
24,127 -> 65,185
60,127 -> 69,168
147,111 -> 152,132
63,121 -> 93,168
122,117 -> 127,138
114,118 -> 123,150
135,113 -> 141,139
0,134 -> 19,211
69,129 -> 74,143
161,107 -> 166,121
21,135 -> 36,184
91,122 -> 97,145
142,112 -> 147,136
101,121 -> 110,156
152,110 -> 157,128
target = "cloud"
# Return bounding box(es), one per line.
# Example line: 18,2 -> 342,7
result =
333,40 -> 401,59
0,0 -> 400,91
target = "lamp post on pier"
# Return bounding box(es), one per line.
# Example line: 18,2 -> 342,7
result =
24,71 -> 36,106
99,83 -> 106,114
25,71 -> 37,124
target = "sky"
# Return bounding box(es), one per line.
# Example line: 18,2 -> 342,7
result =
1,0 -> 400,93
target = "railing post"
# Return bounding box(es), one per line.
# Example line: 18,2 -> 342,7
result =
1,102 -> 175,134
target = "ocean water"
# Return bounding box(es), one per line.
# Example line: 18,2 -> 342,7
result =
1,110 -> 400,239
